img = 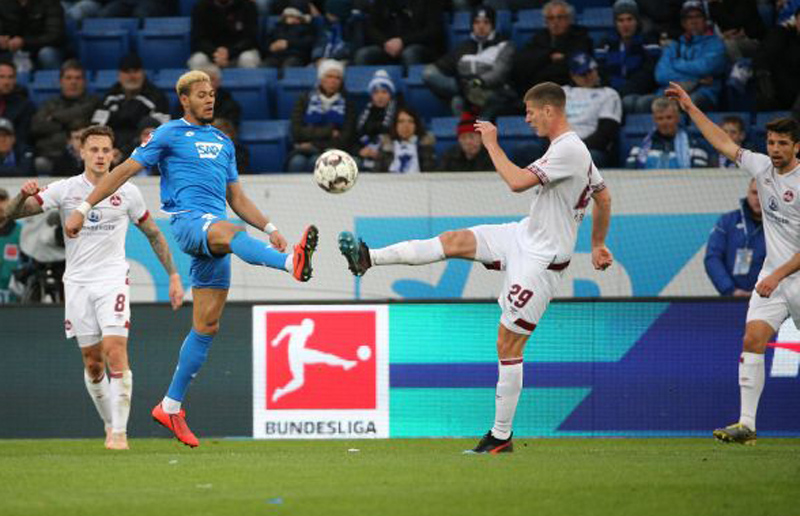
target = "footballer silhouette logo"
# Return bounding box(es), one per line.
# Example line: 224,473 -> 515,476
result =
265,311 -> 377,410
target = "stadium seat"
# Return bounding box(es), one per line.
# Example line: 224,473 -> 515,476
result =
344,65 -> 404,114
579,7 -> 614,29
28,70 -> 61,104
239,120 -> 291,173
154,68 -> 186,113
497,116 -> 534,157
275,67 -> 318,119
404,64 -> 451,121
430,116 -> 459,157
511,9 -> 543,48
90,69 -> 120,95
78,18 -> 139,70
755,111 -> 790,130
137,17 -> 191,69
619,113 -> 654,163
179,0 -> 197,16
221,68 -> 275,120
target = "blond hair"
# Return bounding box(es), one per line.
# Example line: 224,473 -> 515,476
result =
176,70 -> 211,97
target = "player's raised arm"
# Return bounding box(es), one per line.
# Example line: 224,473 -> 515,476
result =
225,181 -> 288,252
665,81 -> 740,163
136,215 -> 184,310
591,187 -> 613,270
0,180 -> 43,225
64,158 -> 144,238
475,120 -> 541,192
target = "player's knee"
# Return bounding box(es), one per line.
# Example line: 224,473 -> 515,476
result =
84,360 -> 104,381
742,332 -> 767,353
196,320 -> 220,335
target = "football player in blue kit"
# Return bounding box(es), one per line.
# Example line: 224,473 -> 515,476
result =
64,70 -> 318,447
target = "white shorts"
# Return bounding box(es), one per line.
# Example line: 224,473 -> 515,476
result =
746,274 -> 800,331
64,280 -> 130,347
470,221 -> 567,336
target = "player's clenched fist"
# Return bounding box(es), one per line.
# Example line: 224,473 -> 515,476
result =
64,209 -> 85,239
592,245 -> 613,271
19,179 -> 40,198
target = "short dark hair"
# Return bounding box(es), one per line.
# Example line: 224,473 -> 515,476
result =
722,115 -> 746,134
80,125 -> 115,146
60,59 -> 85,79
390,106 -> 426,140
523,82 -> 566,110
765,117 -> 800,143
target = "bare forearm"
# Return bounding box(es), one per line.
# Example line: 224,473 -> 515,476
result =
485,141 -> 533,192
3,194 -> 41,223
148,232 -> 178,276
231,195 -> 268,230
86,159 -> 142,206
591,196 -> 611,247
685,105 -> 738,161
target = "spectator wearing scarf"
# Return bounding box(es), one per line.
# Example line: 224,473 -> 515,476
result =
626,97 -> 709,169
374,106 -> 436,173
354,70 -> 398,172
287,59 -> 355,172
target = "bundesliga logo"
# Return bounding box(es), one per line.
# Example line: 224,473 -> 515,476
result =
265,311 -> 377,410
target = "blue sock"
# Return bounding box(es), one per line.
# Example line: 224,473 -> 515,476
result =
166,329 -> 214,402
230,231 -> 289,270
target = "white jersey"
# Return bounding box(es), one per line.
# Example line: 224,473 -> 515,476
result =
35,173 -> 149,284
525,131 -> 606,262
738,149 -> 800,276
563,85 -> 622,140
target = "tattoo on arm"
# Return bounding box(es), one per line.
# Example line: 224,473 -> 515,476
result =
4,194 -> 43,222
140,218 -> 177,275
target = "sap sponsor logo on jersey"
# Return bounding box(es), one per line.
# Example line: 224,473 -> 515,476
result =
252,305 -> 389,439
195,141 -> 223,159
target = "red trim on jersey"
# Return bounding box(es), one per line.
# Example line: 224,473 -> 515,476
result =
483,261 -> 502,271
500,358 -> 524,366
547,260 -> 570,271
514,318 -> 536,332
124,321 -> 130,329
137,210 -> 150,225
592,181 -> 607,193
34,193 -> 44,205
109,371 -> 124,379
527,163 -> 549,184
735,147 -> 745,166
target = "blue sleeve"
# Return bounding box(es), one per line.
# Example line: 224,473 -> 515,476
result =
130,125 -> 170,168
226,140 -> 239,183
704,213 -> 736,295
654,43 -> 678,86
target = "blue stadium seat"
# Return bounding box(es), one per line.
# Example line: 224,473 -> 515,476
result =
404,64 -> 450,120
344,65 -> 404,113
179,0 -> 197,16
620,113 -> 654,163
275,67 -> 317,119
90,69 -> 120,95
222,68 -> 276,120
239,120 -> 291,173
511,9 -> 543,48
755,111 -> 790,130
579,7 -> 613,29
430,116 -> 459,157
137,17 -> 191,69
448,9 -> 513,48
154,68 -> 186,113
497,116 -> 533,156
28,70 -> 61,104
79,18 -> 139,70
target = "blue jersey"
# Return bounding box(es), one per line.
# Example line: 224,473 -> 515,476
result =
131,118 -> 238,217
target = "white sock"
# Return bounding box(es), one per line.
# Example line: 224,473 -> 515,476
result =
491,359 -> 523,440
109,370 -> 133,434
162,396 -> 182,414
370,238 -> 445,266
84,370 -> 112,428
739,352 -> 765,431
284,254 -> 293,274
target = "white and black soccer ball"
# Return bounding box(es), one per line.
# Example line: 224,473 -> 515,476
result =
313,149 -> 359,194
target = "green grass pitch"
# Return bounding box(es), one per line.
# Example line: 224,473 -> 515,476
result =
0,438 -> 797,516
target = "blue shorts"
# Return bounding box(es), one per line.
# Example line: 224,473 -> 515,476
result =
170,211 -> 231,289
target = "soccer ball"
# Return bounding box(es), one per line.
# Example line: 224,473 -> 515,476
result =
313,149 -> 359,194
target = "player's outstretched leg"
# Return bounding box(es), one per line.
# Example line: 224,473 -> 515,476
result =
337,232 -> 446,276
713,423 -> 757,445
228,224 -> 317,282
104,336 -> 132,450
